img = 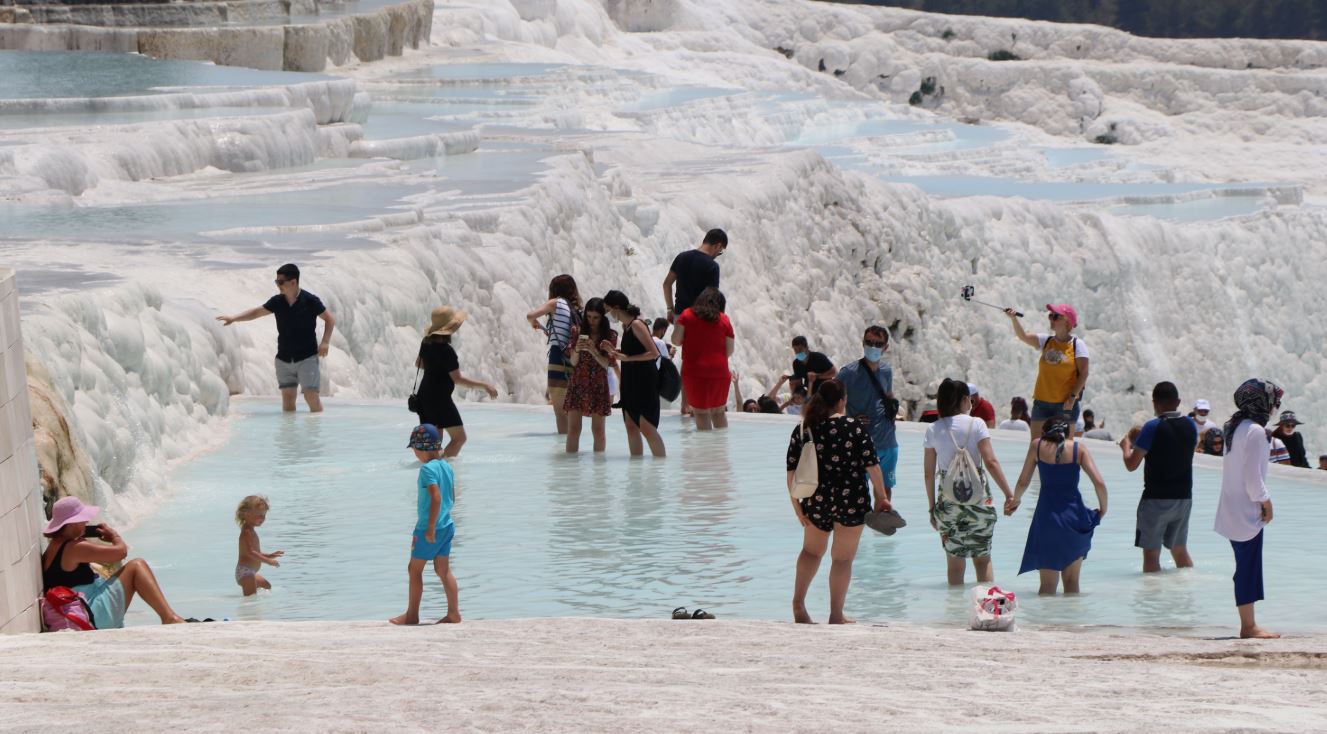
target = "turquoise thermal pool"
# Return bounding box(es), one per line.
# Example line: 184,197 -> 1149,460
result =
126,402 -> 1326,632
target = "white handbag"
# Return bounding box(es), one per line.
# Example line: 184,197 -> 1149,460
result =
790,424 -> 818,499
969,585 -> 1018,632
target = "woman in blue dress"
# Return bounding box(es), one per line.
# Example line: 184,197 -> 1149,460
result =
1006,415 -> 1109,594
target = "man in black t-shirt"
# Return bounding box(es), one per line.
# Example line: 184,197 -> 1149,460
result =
217,263 -> 337,413
1119,381 -> 1198,573
662,228 -> 726,323
788,335 -> 836,397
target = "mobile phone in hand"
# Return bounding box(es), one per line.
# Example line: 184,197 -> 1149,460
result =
83,524 -> 103,538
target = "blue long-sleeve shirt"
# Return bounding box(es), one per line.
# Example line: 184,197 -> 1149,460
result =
836,359 -> 897,451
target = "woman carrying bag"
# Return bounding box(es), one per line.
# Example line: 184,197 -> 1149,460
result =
786,380 -> 890,625
413,305 -> 498,458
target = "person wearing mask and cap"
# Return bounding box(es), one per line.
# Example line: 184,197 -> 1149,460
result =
1005,303 -> 1089,445
1271,411 -> 1309,468
1214,378 -> 1282,639
1192,399 -> 1217,440
967,383 -> 996,429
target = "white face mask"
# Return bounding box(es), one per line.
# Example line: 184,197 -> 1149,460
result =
1195,414 -> 1208,424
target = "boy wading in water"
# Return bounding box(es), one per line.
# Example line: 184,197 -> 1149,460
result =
235,495 -> 283,596
391,424 -> 461,625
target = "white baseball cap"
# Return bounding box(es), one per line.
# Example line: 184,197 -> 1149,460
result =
967,383 -> 979,396
1194,399 -> 1211,411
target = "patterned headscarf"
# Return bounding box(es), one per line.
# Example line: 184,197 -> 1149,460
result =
1201,428 -> 1225,455
1224,378 -> 1283,446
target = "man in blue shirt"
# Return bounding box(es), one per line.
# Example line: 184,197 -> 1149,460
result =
1119,381 -> 1198,573
217,263 -> 336,412
836,325 -> 899,499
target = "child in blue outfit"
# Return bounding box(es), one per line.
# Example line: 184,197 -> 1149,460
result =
390,424 -> 461,625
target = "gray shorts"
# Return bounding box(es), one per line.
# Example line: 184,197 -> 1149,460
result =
1135,498 -> 1192,550
275,355 -> 320,392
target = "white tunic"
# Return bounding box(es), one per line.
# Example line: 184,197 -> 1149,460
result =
1214,420 -> 1271,542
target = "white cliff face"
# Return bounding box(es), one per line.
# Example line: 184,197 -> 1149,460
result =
6,0 -> 1327,520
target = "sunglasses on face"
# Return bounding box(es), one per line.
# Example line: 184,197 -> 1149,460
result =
275,279 -> 291,286
1048,313 -> 1062,321
863,339 -> 887,348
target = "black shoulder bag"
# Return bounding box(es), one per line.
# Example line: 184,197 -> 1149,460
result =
860,359 -> 900,422
407,367 -> 422,413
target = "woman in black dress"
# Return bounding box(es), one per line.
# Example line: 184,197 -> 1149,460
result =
601,290 -> 664,457
787,379 -> 890,624
415,305 -> 499,458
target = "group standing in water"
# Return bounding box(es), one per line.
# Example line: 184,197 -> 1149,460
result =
56,244 -> 1278,638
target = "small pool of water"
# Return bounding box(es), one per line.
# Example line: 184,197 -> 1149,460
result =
125,402 -> 1326,633
0,51 -> 329,100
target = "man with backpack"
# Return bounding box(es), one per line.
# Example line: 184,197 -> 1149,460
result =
1119,381 -> 1198,573
837,325 -> 900,500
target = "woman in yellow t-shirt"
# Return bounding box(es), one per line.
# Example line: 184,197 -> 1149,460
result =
1005,304 -> 1090,441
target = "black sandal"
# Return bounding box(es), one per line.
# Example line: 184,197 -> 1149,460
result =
671,607 -> 690,619
691,609 -> 715,620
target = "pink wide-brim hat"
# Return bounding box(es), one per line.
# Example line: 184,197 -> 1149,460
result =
1046,303 -> 1078,328
43,496 -> 101,535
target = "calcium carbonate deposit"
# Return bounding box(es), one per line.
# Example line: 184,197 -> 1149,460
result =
3,0 -> 1325,519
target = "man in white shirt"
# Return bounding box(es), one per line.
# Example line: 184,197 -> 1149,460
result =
1192,399 -> 1218,438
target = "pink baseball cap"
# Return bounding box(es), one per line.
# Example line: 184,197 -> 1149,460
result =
43,496 -> 101,535
1046,303 -> 1078,328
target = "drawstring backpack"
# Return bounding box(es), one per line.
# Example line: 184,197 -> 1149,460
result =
790,422 -> 819,499
938,419 -> 989,505
969,585 -> 1018,631
41,586 -> 95,632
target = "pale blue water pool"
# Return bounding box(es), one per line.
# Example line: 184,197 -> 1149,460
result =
125,402 -> 1327,633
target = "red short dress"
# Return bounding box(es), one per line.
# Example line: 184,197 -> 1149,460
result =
676,308 -> 733,410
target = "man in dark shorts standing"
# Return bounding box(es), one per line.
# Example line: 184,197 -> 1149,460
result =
1119,381 -> 1198,573
788,335 -> 836,397
662,228 -> 726,323
217,263 -> 336,413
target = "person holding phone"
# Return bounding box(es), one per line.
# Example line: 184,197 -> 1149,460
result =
563,298 -> 617,453
41,496 -> 186,627
1005,304 -> 1088,444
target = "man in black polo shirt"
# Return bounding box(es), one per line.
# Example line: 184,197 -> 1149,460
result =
1119,381 -> 1198,573
788,335 -> 836,397
662,228 -> 726,323
218,263 -> 336,413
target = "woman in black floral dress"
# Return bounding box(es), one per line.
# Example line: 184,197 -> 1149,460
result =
786,379 -> 891,625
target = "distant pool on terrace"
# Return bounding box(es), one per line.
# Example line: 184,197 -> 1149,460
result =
126,402 -> 1327,633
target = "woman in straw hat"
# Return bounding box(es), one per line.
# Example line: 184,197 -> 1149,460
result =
42,496 -> 186,627
415,305 -> 499,458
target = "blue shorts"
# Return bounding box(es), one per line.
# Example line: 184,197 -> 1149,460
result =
72,576 -> 127,630
411,524 -> 455,560
872,447 -> 898,489
1030,398 -> 1081,423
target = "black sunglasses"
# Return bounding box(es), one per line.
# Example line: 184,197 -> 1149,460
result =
863,339 -> 887,348
275,278 -> 291,286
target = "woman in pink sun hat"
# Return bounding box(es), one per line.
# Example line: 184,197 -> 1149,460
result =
41,496 -> 186,627
1004,303 -> 1090,443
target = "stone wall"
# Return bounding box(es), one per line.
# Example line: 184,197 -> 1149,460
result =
0,0 -> 433,71
0,269 -> 43,635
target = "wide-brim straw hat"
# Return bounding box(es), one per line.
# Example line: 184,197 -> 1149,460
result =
427,306 -> 468,336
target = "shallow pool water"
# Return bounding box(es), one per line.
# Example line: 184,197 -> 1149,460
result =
125,402 -> 1326,632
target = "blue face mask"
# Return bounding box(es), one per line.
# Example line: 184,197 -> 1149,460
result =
794,352 -> 808,363
864,346 -> 884,362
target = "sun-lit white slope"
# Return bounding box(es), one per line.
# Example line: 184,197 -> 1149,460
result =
433,0 -> 1327,199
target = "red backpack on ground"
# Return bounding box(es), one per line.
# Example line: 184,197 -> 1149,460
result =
40,586 -> 95,632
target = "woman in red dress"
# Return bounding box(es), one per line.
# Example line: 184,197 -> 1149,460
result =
562,297 -> 617,453
671,287 -> 735,430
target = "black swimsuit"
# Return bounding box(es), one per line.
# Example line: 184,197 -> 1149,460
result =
43,540 -> 96,590
618,320 -> 660,427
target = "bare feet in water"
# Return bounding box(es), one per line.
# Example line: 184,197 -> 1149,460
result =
793,603 -> 814,624
389,613 -> 419,625
435,613 -> 462,624
1240,626 -> 1280,639
827,616 -> 856,625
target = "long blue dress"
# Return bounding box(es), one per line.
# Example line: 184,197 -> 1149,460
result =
1019,441 -> 1101,574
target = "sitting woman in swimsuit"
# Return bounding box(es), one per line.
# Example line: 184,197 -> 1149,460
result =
41,496 -> 185,627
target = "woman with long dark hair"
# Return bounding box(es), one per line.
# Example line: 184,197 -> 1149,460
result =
1008,415 -> 1109,594
601,290 -> 664,457
671,287 -> 734,431
923,379 -> 1014,585
787,379 -> 890,624
415,306 -> 499,458
562,297 -> 616,453
526,274 -> 582,435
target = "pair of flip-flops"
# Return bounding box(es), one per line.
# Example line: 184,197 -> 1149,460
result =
185,617 -> 216,623
864,509 -> 907,536
672,607 -> 716,620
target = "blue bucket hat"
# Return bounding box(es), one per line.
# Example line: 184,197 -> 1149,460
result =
408,424 -> 442,451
